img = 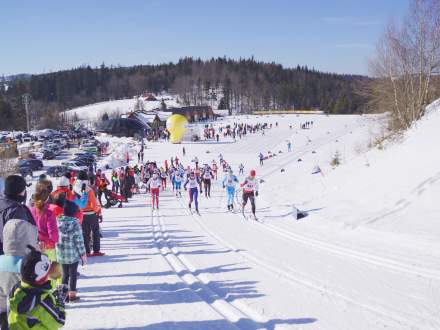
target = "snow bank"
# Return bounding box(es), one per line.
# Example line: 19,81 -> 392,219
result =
309,100 -> 440,238
95,136 -> 140,169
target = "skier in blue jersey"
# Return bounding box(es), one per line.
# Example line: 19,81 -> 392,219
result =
222,169 -> 239,211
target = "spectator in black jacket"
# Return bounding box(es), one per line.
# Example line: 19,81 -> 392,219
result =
0,175 -> 36,255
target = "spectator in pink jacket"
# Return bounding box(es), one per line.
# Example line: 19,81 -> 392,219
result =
30,180 -> 59,262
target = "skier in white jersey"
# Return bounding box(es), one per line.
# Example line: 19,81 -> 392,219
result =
240,169 -> 259,220
201,165 -> 213,198
147,172 -> 162,210
184,171 -> 201,214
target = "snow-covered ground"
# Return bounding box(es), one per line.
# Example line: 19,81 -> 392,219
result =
41,105 -> 440,329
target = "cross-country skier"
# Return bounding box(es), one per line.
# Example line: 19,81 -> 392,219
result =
184,172 -> 200,214
259,153 -> 264,166
201,165 -> 213,197
194,166 -> 203,193
211,161 -> 218,180
174,171 -> 183,197
147,172 -> 161,210
240,170 -> 259,220
160,169 -> 167,191
194,156 -> 199,169
239,163 -> 244,175
223,169 -> 239,211
169,167 -> 176,191
142,168 -> 151,193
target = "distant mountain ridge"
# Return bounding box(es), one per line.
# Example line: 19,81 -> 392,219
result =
1,74 -> 31,82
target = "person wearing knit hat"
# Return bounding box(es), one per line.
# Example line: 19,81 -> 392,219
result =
0,175 -> 36,255
51,175 -> 75,203
20,247 -> 53,286
8,246 -> 65,329
58,176 -> 70,188
3,175 -> 26,199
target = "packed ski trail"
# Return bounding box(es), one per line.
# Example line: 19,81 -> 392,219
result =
63,113 -> 440,329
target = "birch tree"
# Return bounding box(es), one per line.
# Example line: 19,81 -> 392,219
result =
369,0 -> 440,130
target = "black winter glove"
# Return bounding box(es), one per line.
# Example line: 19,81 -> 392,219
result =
255,191 -> 259,197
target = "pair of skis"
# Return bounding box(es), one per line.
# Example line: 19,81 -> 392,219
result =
241,208 -> 260,222
189,207 -> 200,216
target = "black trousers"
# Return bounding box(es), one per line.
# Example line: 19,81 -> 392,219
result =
203,179 -> 211,197
97,190 -> 103,205
0,311 -> 8,330
62,262 -> 79,291
82,213 -> 100,254
242,192 -> 256,214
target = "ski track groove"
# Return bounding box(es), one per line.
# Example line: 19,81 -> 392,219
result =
150,203 -> 262,330
256,221 -> 440,280
175,189 -> 423,329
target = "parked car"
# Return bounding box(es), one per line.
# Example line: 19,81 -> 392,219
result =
61,161 -> 87,171
17,166 -> 33,178
29,152 -> 44,161
18,159 -> 43,171
52,138 -> 67,148
42,149 -> 56,160
80,144 -> 99,155
46,165 -> 69,178
73,158 -> 95,167
44,143 -> 61,155
74,153 -> 96,162
74,152 -> 96,159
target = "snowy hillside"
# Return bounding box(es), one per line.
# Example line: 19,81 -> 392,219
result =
44,102 -> 440,329
64,95 -> 180,122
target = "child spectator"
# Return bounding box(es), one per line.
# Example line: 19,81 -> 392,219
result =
56,201 -> 87,302
8,247 -> 65,329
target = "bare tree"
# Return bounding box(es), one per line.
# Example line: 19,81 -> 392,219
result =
369,0 -> 440,130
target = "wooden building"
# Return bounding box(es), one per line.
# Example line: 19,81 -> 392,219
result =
164,106 -> 214,122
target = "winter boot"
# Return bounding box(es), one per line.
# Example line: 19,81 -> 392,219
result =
67,291 -> 79,302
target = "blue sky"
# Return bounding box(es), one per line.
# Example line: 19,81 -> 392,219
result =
0,0 -> 408,76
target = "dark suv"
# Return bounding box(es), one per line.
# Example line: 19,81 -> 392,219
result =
18,159 -> 44,171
